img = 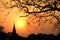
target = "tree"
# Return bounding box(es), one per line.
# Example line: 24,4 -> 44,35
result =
2,0 -> 60,30
0,26 -> 4,32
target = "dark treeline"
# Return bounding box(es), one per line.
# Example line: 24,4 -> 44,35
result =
0,32 -> 60,40
0,25 -> 60,40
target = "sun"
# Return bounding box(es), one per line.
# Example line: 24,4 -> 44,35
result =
15,17 -> 27,29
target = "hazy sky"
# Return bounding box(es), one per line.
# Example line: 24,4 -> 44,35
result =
0,0 -> 60,37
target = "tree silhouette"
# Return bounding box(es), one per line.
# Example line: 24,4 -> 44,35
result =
4,0 -> 59,28
0,26 -> 4,32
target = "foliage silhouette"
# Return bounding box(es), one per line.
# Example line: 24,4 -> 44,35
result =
0,26 -> 60,40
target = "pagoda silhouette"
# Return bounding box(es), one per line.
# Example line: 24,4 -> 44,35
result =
8,23 -> 25,40
11,23 -> 16,36
9,23 -> 18,40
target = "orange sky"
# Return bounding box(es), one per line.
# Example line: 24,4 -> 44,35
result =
0,0 -> 60,37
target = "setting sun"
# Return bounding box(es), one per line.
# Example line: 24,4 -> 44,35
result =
15,17 -> 27,29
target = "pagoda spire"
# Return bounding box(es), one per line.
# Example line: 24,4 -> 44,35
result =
12,22 -> 16,34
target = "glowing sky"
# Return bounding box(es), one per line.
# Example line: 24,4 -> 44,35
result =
0,0 -> 60,37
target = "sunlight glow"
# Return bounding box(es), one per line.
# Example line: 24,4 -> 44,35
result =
15,17 -> 27,29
